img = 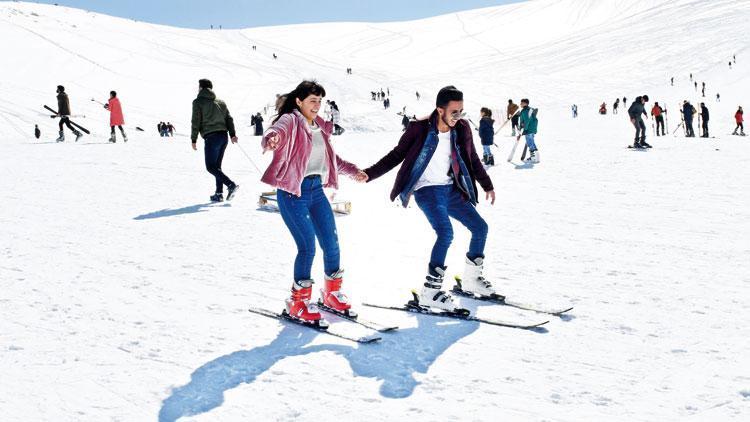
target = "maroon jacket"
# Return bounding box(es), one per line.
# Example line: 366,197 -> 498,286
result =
364,110 -> 493,202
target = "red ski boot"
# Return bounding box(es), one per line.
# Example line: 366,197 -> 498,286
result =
285,279 -> 328,328
320,270 -> 356,318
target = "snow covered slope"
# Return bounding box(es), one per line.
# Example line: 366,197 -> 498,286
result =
1,1 -> 749,421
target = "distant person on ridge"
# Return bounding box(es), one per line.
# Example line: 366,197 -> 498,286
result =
190,78 -> 239,203
628,95 -> 650,148
54,85 -> 82,142
104,91 -> 127,143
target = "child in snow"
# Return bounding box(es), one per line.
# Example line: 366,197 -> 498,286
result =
478,107 -> 495,165
105,91 -> 127,143
261,80 -> 367,326
734,106 -> 745,136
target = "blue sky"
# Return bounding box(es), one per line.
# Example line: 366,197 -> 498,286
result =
30,0 -> 524,29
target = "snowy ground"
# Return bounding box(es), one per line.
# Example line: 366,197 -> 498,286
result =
1,1 -> 750,421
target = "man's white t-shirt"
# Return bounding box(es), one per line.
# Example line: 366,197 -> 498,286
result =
414,130 -> 453,191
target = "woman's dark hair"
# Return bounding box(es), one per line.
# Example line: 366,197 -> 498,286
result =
274,80 -> 326,123
480,107 -> 492,117
110,91 -> 117,97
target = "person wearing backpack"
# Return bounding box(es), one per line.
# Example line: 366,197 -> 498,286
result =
517,98 -> 540,162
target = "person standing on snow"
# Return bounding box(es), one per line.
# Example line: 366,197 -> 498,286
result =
651,102 -> 665,136
733,106 -> 745,136
104,91 -> 127,143
518,98 -> 541,161
682,100 -> 696,137
253,112 -> 264,136
401,113 -> 410,131
330,101 -> 344,135
571,104 -> 578,118
190,78 -> 239,202
34,124 -> 40,140
261,80 -> 367,326
613,98 -> 620,115
478,107 -> 495,165
507,99 -> 520,136
699,102 -> 710,138
54,85 -> 82,142
628,95 -> 651,148
362,85 -> 496,312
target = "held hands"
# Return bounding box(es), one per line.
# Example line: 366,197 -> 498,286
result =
486,190 -> 496,205
354,170 -> 368,183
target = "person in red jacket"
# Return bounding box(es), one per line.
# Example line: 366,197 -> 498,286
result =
733,106 -> 745,136
104,91 -> 127,143
651,102 -> 665,136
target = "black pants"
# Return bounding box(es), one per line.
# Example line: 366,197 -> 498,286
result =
655,116 -> 665,136
633,118 -> 646,142
701,120 -> 709,137
511,115 -> 519,132
685,120 -> 694,137
58,116 -> 75,132
110,125 -> 125,134
204,132 -> 234,194
735,123 -> 744,133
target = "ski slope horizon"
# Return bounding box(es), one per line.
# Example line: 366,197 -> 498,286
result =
1,1 -> 750,421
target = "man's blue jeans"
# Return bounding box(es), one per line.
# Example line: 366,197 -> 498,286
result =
277,176 -> 340,281
414,184 -> 488,267
524,133 -> 537,151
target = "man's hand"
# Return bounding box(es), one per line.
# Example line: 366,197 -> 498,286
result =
516,135 -> 521,141
354,171 -> 368,183
192,142 -> 197,151
630,118 -> 636,124
486,190 -> 496,205
231,136 -> 238,144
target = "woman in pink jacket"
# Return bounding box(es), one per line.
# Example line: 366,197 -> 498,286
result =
104,91 -> 127,143
262,80 -> 367,326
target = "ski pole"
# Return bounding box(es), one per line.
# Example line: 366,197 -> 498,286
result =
236,142 -> 262,174
90,98 -> 106,106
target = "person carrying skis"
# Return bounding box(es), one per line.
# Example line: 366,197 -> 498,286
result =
190,78 -> 239,202
518,98 -> 540,161
54,85 -> 82,142
104,91 -> 127,143
651,102 -> 665,136
261,80 -> 367,326
682,100 -> 696,137
362,85 -> 496,311
700,102 -> 710,138
253,112 -> 264,136
733,106 -> 745,136
507,99 -> 520,136
628,95 -> 650,148
478,107 -> 495,165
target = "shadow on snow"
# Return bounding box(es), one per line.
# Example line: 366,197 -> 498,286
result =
133,202 -> 230,220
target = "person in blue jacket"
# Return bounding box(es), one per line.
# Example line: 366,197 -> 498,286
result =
478,107 -> 495,165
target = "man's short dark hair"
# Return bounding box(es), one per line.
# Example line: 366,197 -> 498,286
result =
57,85 -> 65,92
520,98 -> 529,105
436,86 -> 463,107
199,79 -> 213,89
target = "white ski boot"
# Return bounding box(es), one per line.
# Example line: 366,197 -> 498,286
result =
419,265 -> 458,311
459,256 -> 495,297
526,149 -> 540,163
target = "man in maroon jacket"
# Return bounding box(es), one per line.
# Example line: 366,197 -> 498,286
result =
363,86 -> 497,311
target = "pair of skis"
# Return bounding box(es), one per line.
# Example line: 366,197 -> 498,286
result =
44,105 -> 90,134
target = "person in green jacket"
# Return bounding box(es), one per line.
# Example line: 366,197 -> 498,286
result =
191,79 -> 239,202
516,98 -> 539,163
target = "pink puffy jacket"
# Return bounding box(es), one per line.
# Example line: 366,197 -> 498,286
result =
107,97 -> 125,126
261,110 -> 359,197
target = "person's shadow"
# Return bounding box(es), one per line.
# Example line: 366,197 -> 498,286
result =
158,312 -> 483,421
133,202 -> 230,220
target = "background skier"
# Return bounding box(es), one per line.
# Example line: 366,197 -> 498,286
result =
104,90 -> 127,143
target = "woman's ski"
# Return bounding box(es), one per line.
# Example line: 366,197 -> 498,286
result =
247,307 -> 382,344
453,276 -> 573,316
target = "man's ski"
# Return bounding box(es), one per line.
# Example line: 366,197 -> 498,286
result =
316,301 -> 399,332
362,294 -> 548,330
452,276 -> 573,316
247,307 -> 381,344
507,137 -> 520,162
44,105 -> 90,134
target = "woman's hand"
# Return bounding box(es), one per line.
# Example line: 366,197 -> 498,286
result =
264,133 -> 279,152
354,171 -> 368,183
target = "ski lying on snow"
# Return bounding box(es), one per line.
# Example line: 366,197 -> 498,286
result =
248,307 -> 381,344
316,301 -> 399,332
361,299 -> 548,330
453,276 -> 573,316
